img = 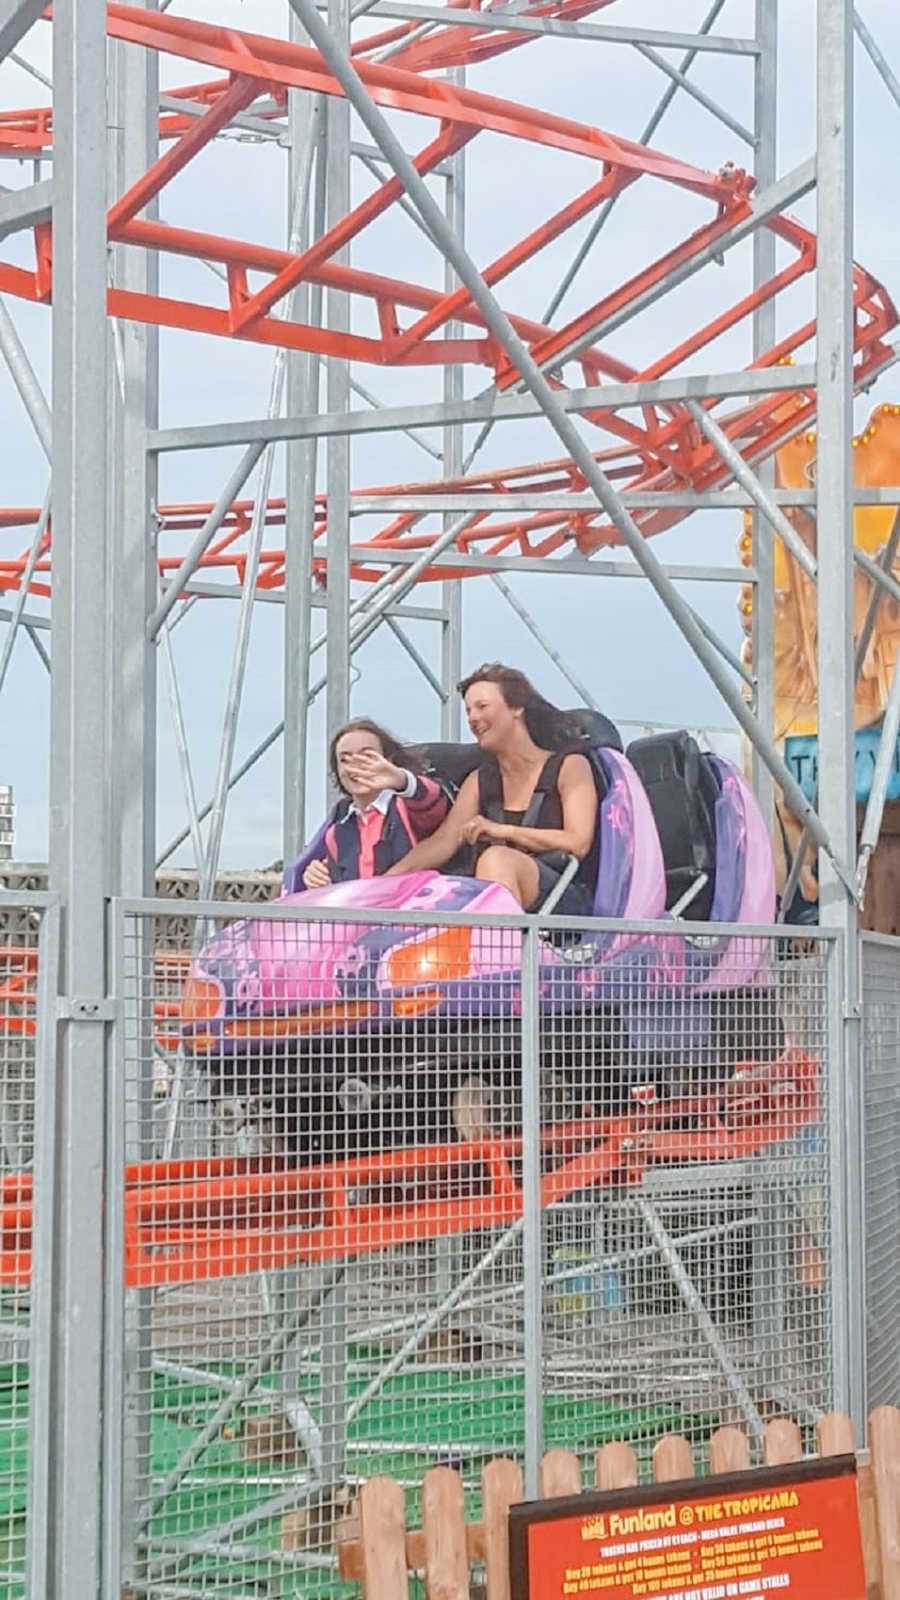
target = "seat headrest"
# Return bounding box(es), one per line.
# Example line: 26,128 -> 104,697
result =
627,728 -> 706,783
412,741 -> 482,789
414,708 -> 621,790
563,709 -> 623,752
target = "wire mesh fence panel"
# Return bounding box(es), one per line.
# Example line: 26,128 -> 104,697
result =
538,927 -> 836,1475
115,902 -> 528,1597
861,935 -> 900,1414
111,902 -> 842,1596
0,898 -> 54,1598
0,923 -> 39,1177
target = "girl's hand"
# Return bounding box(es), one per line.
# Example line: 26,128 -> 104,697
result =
341,750 -> 408,793
460,814 -> 509,847
303,858 -> 332,889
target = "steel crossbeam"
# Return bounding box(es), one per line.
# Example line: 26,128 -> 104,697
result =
0,0 -> 44,65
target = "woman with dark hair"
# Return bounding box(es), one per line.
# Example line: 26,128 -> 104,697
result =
282,718 -> 449,892
386,663 -> 599,914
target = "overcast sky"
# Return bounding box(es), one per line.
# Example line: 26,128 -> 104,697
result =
0,0 -> 898,866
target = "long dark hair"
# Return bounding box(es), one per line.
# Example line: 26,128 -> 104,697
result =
329,717 -> 423,794
457,662 -> 580,751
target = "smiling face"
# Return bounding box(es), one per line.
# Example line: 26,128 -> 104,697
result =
464,678 -> 522,753
334,727 -> 384,798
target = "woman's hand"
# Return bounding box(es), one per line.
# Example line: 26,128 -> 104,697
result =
460,814 -> 510,847
302,858 -> 332,889
341,749 -> 408,794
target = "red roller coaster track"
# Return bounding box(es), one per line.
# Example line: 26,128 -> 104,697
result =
0,4 -> 896,604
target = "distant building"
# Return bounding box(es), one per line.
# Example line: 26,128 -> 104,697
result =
0,787 -> 14,861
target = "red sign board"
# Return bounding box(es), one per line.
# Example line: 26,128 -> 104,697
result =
509,1457 -> 865,1600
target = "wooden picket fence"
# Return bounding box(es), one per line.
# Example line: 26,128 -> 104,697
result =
335,1407 -> 900,1599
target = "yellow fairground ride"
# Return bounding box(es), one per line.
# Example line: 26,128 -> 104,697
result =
739,403 -> 900,926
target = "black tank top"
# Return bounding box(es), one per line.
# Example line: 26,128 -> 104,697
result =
477,751 -> 600,894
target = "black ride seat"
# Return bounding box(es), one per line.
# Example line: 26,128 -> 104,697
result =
627,731 -> 719,921
414,707 -> 622,800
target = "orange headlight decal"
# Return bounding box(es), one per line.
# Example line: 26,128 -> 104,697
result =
181,974 -> 225,1023
392,991 -> 441,1019
224,1000 -> 378,1039
386,925 -> 472,989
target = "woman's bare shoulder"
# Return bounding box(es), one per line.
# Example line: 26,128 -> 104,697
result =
449,769 -> 480,811
558,750 -> 594,783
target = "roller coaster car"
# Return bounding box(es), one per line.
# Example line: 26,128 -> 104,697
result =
180,728 -> 780,1162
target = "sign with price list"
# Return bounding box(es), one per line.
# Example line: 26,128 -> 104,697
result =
509,1457 -> 865,1600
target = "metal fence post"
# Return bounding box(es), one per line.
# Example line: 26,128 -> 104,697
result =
521,922 -> 543,1495
816,0 -> 865,1437
47,0 -> 114,1590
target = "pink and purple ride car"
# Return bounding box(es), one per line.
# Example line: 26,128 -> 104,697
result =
180,729 -> 778,1161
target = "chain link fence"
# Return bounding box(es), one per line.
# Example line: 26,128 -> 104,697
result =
107,899 -> 841,1597
861,935 -> 900,1415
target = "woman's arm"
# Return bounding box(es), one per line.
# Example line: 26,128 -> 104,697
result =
404,774 -> 450,837
281,818 -> 333,895
462,753 -> 597,859
385,771 -> 480,873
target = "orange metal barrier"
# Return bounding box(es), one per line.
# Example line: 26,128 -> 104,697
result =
0,1047 -> 818,1289
0,944 -> 192,1049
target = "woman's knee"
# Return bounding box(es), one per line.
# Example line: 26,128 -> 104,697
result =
476,846 -> 539,905
475,845 -> 518,881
